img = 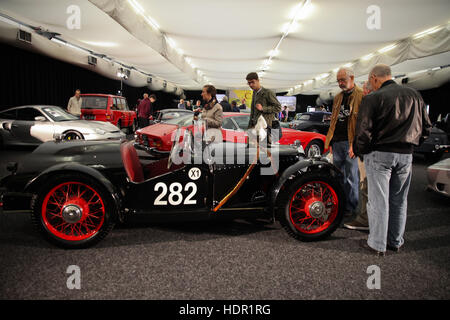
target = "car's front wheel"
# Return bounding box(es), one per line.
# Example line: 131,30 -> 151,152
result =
63,131 -> 83,141
305,140 -> 323,158
31,174 -> 116,248
277,171 -> 344,241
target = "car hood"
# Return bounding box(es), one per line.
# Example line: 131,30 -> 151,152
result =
281,127 -> 323,138
139,122 -> 178,137
56,120 -> 120,132
428,158 -> 450,171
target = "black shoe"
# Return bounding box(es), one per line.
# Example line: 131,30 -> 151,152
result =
386,244 -> 401,252
359,239 -> 385,256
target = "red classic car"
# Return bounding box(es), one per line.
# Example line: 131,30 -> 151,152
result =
80,94 -> 137,132
136,112 -> 327,157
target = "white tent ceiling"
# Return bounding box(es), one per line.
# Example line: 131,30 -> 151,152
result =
0,0 -> 449,94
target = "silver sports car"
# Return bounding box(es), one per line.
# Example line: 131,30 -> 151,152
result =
0,105 -> 125,147
427,156 -> 450,198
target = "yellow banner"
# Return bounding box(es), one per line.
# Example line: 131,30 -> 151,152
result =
229,90 -> 253,110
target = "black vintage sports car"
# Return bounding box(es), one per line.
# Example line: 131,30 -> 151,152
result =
288,112 -> 332,135
0,128 -> 345,248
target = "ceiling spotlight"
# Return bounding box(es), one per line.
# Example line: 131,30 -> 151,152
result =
413,26 -> 442,39
269,49 -> 279,57
117,68 -> 129,80
361,53 -> 375,61
378,44 -> 397,53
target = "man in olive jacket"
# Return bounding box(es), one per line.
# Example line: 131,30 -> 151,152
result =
246,72 -> 281,130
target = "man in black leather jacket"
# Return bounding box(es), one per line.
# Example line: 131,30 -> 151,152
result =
353,64 -> 432,256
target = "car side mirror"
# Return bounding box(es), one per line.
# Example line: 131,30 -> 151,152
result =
34,116 -> 47,122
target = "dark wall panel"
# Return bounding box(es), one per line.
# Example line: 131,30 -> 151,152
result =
0,43 -> 179,112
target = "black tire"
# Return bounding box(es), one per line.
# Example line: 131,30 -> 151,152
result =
304,140 -> 323,158
31,173 -> 116,249
277,171 -> 345,241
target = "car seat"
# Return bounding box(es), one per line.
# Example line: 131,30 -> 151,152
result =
120,141 -> 144,183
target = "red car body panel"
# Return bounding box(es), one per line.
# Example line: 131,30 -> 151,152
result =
80,94 -> 137,128
136,113 -> 327,153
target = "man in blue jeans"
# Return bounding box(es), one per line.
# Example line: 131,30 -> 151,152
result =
325,67 -> 364,216
354,64 -> 432,256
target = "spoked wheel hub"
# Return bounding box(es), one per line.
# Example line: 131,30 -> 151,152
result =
307,200 -> 326,220
41,182 -> 105,241
61,204 -> 83,223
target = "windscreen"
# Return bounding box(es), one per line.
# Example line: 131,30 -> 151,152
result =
81,96 -> 108,109
41,107 -> 79,121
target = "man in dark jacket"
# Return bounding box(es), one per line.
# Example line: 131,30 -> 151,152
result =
354,64 -> 432,256
220,96 -> 232,112
137,93 -> 153,128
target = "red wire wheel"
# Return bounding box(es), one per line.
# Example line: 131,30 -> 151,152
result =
288,181 -> 339,234
41,181 -> 105,241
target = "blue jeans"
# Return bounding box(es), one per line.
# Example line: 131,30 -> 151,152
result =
332,141 -> 359,212
364,151 -> 413,252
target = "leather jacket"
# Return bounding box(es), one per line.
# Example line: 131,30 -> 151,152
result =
354,80 -> 432,155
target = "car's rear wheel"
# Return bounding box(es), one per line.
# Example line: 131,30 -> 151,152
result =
31,174 -> 115,248
63,131 -> 83,141
277,171 -> 344,241
305,140 -> 323,158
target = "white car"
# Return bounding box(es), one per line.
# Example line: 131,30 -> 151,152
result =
0,105 -> 125,147
427,157 -> 450,197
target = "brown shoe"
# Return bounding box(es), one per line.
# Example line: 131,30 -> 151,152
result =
359,239 -> 385,256
343,220 -> 369,231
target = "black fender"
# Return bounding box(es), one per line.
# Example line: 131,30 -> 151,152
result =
24,162 -> 124,223
270,157 -> 343,218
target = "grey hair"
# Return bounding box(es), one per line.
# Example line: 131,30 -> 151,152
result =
370,64 -> 392,77
338,67 -> 354,78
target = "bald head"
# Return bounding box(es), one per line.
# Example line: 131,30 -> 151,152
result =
369,64 -> 392,91
370,64 -> 391,78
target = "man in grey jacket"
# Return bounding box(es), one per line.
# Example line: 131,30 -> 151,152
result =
354,64 -> 432,256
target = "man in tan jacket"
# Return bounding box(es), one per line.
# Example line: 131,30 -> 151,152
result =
325,67 -> 363,216
343,80 -> 372,231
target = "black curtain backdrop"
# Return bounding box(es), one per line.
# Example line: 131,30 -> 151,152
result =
294,82 -> 449,122
419,80 -> 450,123
0,43 -> 179,112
